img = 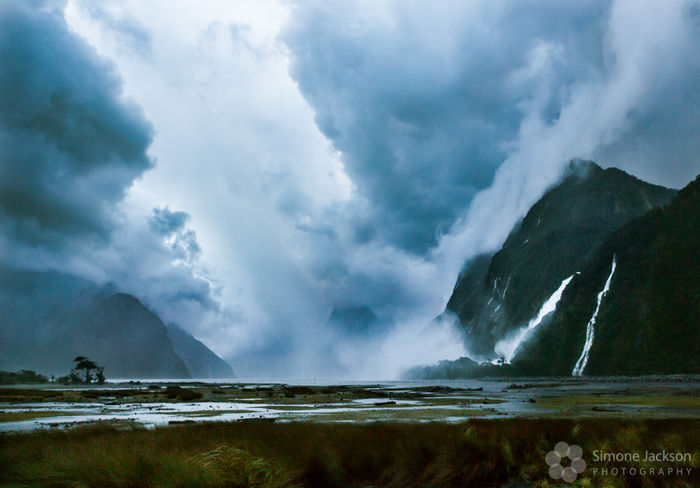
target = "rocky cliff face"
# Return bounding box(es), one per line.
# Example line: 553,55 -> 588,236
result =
446,161 -> 675,360
513,175 -> 700,375
412,165 -> 699,378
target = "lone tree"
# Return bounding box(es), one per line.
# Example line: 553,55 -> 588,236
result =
71,356 -> 105,384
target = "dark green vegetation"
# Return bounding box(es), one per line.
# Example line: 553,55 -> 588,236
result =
0,370 -> 48,385
0,267 -> 234,378
515,175 -> 700,376
1,418 -> 698,487
0,385 -> 205,404
405,357 -> 484,380
405,360 -> 517,379
446,161 -> 674,357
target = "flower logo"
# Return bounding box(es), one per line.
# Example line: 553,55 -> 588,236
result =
546,441 -> 586,483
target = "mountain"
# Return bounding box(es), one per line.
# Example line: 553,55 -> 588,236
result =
0,267 -> 98,371
167,324 -> 234,378
0,267 -> 230,379
36,293 -> 191,378
404,356 -> 479,379
513,174 -> 700,375
328,306 -> 381,336
446,161 -> 675,359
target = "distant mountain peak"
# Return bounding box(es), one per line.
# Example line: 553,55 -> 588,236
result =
106,292 -> 142,305
166,324 -> 234,379
0,270 -> 234,379
564,158 -> 602,178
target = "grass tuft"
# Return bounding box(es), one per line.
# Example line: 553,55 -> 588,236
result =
0,418 -> 697,487
190,445 -> 282,487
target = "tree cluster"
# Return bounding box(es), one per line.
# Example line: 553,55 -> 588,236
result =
60,356 -> 105,384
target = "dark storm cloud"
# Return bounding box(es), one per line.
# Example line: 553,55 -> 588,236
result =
150,207 -> 190,235
254,0 -> 700,376
0,1 -> 219,353
283,0 -> 610,252
0,0 -> 153,246
149,207 -> 202,257
3,0 -> 698,378
593,20 -> 700,189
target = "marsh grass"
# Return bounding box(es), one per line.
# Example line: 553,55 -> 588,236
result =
190,445 -> 283,487
535,395 -> 700,409
0,388 -> 62,402
173,410 -> 258,417
306,407 -> 493,422
1,419 -> 698,487
0,410 -> 88,422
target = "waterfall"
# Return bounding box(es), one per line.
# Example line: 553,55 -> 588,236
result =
572,255 -> 617,376
494,273 -> 577,362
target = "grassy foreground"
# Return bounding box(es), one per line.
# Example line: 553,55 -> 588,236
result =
1,419 -> 698,487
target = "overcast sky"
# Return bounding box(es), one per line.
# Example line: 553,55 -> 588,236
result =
1,0 -> 699,378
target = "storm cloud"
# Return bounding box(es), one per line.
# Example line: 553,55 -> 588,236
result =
0,0 -> 153,247
0,1 -> 219,350
283,1 -> 613,253
284,0 -> 700,255
2,0 -> 699,378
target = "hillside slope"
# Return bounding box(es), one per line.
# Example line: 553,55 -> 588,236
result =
446,161 -> 675,358
37,293 -> 191,378
167,324 -> 234,378
514,175 -> 700,375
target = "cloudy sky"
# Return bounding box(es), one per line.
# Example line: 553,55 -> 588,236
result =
1,0 -> 699,378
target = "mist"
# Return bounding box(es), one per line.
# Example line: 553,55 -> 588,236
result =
1,0 -> 699,379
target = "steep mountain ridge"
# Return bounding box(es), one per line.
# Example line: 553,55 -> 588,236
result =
167,324 -> 234,378
513,175 -> 700,375
446,160 -> 675,358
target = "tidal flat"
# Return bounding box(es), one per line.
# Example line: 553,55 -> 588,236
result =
1,377 -> 699,431
1,378 -> 699,487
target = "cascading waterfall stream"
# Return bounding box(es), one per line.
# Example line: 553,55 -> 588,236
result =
494,273 -> 577,362
572,255 -> 617,376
